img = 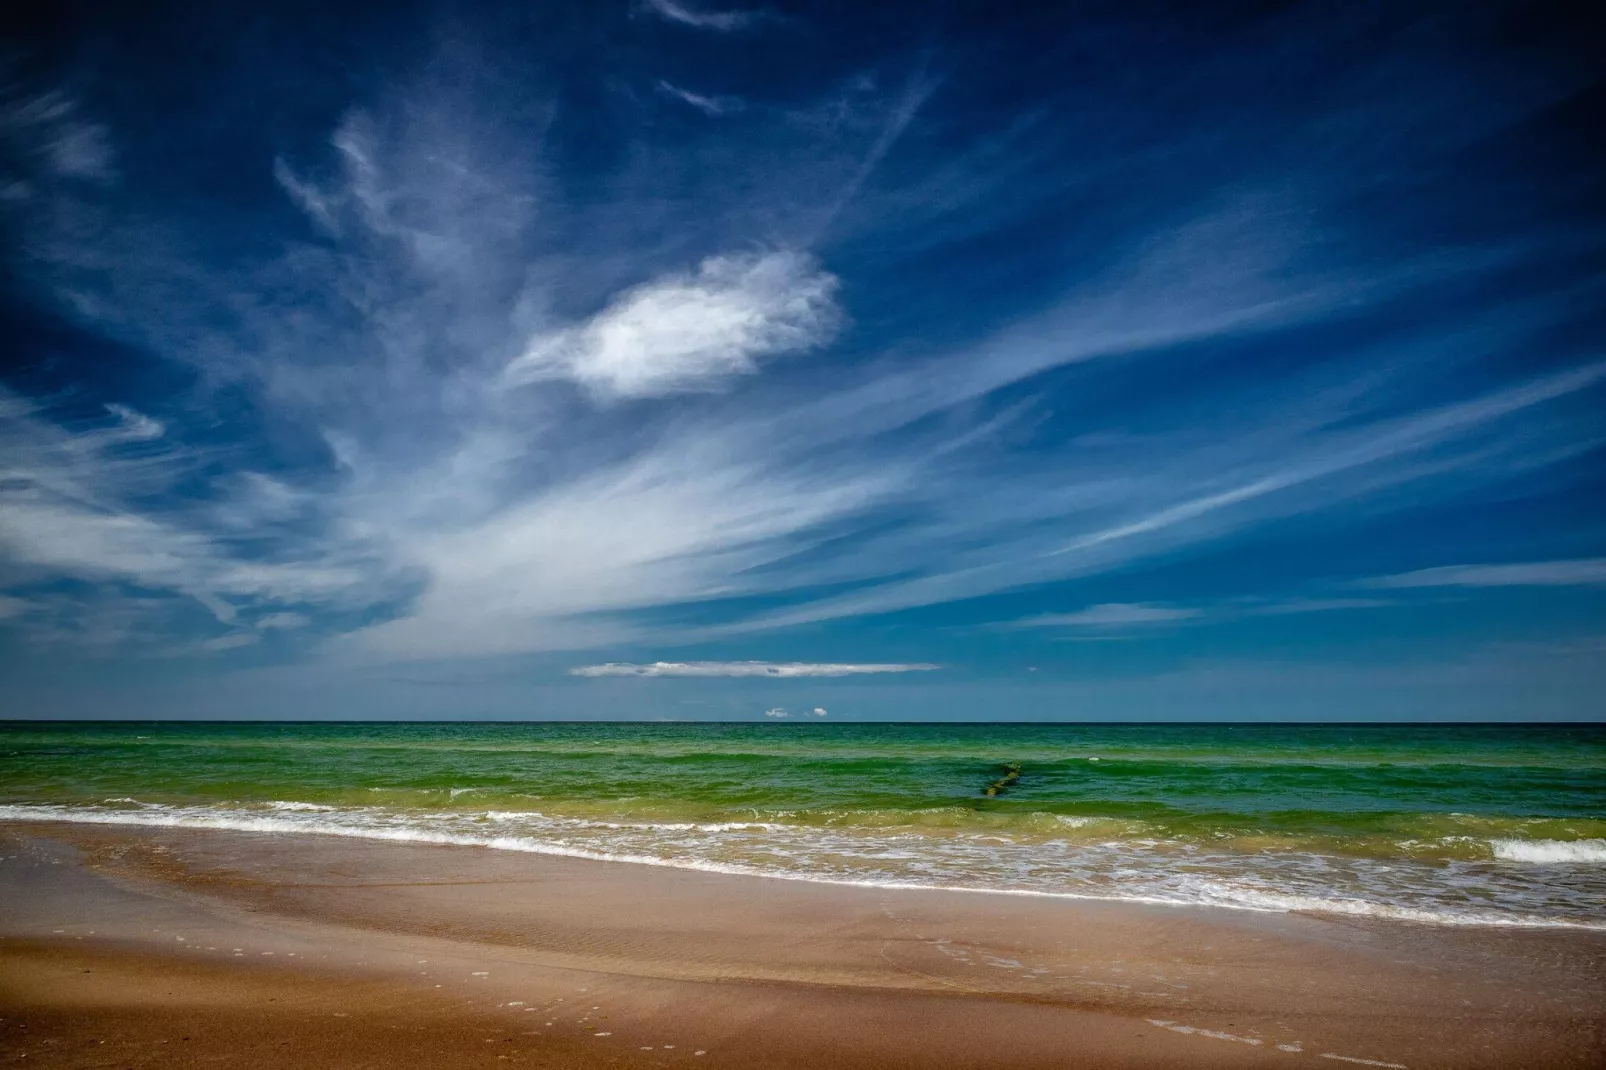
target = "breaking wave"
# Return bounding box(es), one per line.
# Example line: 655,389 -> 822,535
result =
3,800 -> 1603,930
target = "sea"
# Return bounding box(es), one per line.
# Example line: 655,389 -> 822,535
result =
2,721 -> 1602,929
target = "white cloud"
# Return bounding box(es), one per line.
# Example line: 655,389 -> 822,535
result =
103,404 -> 164,440
656,81 -> 741,117
1050,364 -> 1606,562
337,445 -> 896,661
570,661 -> 939,677
0,88 -> 114,185
1009,596 -> 1393,632
506,252 -> 840,398
810,707 -> 828,716
0,389 -> 388,644
763,706 -> 789,717
272,158 -> 341,236
640,0 -> 761,32
198,633 -> 260,652
1012,603 -> 1201,628
1368,559 -> 1606,589
12,63 -> 1602,671
255,612 -> 310,630
1242,597 -> 1392,615
727,359 -> 1606,633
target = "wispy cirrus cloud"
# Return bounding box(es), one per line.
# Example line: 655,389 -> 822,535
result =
1015,603 -> 1201,628
720,359 -> 1606,635
2,6 -> 1601,683
640,0 -> 765,32
656,80 -> 743,117
1368,559 -> 1606,589
197,633 -> 260,653
1242,597 -> 1394,616
0,83 -> 114,189
570,661 -> 941,678
0,390 -> 392,640
1009,597 -> 1394,631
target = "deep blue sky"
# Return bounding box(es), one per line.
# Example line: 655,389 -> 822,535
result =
1,0 -> 1603,720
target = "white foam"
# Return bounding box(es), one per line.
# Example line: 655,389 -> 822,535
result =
1147,1020 -> 1261,1045
1490,839 -> 1606,863
1173,880 -> 1574,929
3,802 -> 1602,930
1319,1053 -> 1407,1068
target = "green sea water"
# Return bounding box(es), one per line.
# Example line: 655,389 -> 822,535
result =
2,722 -> 1603,927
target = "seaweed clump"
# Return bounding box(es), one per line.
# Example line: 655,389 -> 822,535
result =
982,761 -> 1022,798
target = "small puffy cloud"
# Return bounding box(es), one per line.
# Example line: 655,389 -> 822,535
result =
1367,559 -> 1606,589
570,661 -> 939,677
1013,603 -> 1201,628
810,707 -> 828,717
763,706 -> 789,718
507,251 -> 840,399
640,0 -> 762,32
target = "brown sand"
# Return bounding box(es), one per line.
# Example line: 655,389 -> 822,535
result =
2,822 -> 1602,1068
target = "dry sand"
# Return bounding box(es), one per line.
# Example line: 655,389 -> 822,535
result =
2,822 -> 1602,1068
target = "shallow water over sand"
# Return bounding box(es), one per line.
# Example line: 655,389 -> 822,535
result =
3,722 -> 1603,927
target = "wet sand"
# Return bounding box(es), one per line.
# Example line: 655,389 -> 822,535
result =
2,822 -> 1602,1068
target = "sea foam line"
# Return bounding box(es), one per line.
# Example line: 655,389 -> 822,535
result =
2,802 -> 1602,931
1490,838 -> 1606,863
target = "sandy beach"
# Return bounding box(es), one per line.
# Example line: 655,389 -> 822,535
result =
2,822 -> 1602,1068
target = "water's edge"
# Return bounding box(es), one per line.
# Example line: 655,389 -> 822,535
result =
6,803 -> 1602,931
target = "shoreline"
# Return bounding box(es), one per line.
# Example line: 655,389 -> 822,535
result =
3,820 -> 1605,1067
2,804 -> 1596,932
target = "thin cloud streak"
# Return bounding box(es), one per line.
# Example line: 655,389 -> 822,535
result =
1007,596 -> 1394,631
656,81 -> 742,117
1016,604 -> 1201,628
1369,559 -> 1606,589
718,362 -> 1606,635
570,661 -> 942,678
640,0 -> 764,32
0,390 -> 391,637
3,14 -> 1601,674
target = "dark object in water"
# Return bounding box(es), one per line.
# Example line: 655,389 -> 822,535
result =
982,762 -> 1022,797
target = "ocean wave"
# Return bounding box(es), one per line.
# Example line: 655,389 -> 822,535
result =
482,810 -> 790,833
1491,838 -> 1606,863
1170,879 -> 1564,928
3,800 -> 1604,930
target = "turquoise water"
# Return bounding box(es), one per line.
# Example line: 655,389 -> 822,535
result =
2,722 -> 1603,927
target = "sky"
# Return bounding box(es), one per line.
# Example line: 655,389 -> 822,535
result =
1,0 -> 1603,721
